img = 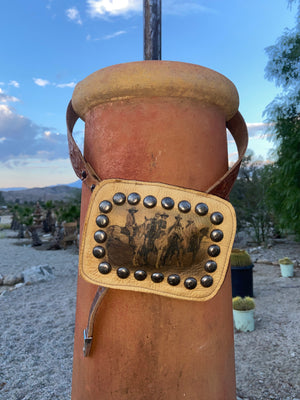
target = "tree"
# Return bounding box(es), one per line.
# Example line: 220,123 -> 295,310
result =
0,191 -> 5,206
230,153 -> 273,244
264,0 -> 300,238
55,192 -> 81,224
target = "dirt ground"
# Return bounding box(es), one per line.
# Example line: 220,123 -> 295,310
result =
0,230 -> 299,399
234,239 -> 300,400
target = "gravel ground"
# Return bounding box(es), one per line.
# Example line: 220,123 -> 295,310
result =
0,232 -> 78,400
0,230 -> 299,400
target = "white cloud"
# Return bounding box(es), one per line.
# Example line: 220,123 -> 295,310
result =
87,0 -> 141,17
33,78 -> 50,87
0,157 -> 76,188
56,82 -> 77,88
9,80 -> 20,88
86,30 -> 127,41
33,78 -> 76,89
228,152 -> 238,163
247,122 -> 269,130
0,104 -> 13,116
66,7 -> 83,24
103,30 -> 126,39
0,104 -> 68,161
87,0 -> 214,18
247,122 -> 273,139
0,88 -> 19,103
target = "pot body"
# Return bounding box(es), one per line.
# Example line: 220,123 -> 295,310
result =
280,263 -> 294,277
231,264 -> 254,297
71,61 -> 239,400
233,309 -> 255,332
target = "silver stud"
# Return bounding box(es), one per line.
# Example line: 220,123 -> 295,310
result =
195,203 -> 208,216
205,260 -> 217,273
178,200 -> 191,213
184,277 -> 197,289
128,192 -> 141,205
144,195 -> 157,208
207,245 -> 220,257
210,229 -> 224,242
99,200 -> 112,213
167,274 -> 180,286
134,270 -> 147,281
151,272 -> 164,283
94,230 -> 107,243
98,262 -> 111,274
210,212 -> 223,225
96,215 -> 109,228
161,197 -> 175,210
93,246 -> 106,258
117,267 -> 130,279
201,275 -> 213,287
113,192 -> 126,205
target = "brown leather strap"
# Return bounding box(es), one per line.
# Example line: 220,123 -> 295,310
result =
67,99 -> 248,356
67,100 -> 248,198
207,111 -> 248,199
67,101 -> 101,191
83,286 -> 108,357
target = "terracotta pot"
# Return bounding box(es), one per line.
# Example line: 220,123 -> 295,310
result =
70,61 -> 239,400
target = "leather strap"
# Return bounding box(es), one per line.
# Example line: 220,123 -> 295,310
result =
207,111 -> 248,199
83,286 -> 108,357
66,99 -> 248,356
67,101 -> 101,191
67,100 -> 248,199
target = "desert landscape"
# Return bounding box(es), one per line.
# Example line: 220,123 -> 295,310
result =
0,229 -> 299,400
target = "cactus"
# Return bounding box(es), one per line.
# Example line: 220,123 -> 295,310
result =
230,249 -> 252,267
278,257 -> 293,265
232,296 -> 255,311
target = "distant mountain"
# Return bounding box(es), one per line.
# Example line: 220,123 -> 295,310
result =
1,185 -> 81,203
67,180 -> 82,188
0,187 -> 27,192
0,180 -> 82,191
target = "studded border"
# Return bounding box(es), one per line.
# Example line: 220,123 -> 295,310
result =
91,191 -> 225,291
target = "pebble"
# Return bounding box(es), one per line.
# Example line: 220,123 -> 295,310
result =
22,265 -> 54,284
3,273 -> 23,286
14,282 -> 25,289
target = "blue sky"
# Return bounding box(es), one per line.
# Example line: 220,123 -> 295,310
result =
0,0 -> 297,188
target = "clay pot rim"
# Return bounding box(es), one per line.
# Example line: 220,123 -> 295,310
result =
72,60 -> 239,121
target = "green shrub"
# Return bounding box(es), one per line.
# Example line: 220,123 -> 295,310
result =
230,249 -> 252,267
232,296 -> 255,311
278,257 -> 293,265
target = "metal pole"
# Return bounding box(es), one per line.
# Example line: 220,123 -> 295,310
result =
143,0 -> 161,60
